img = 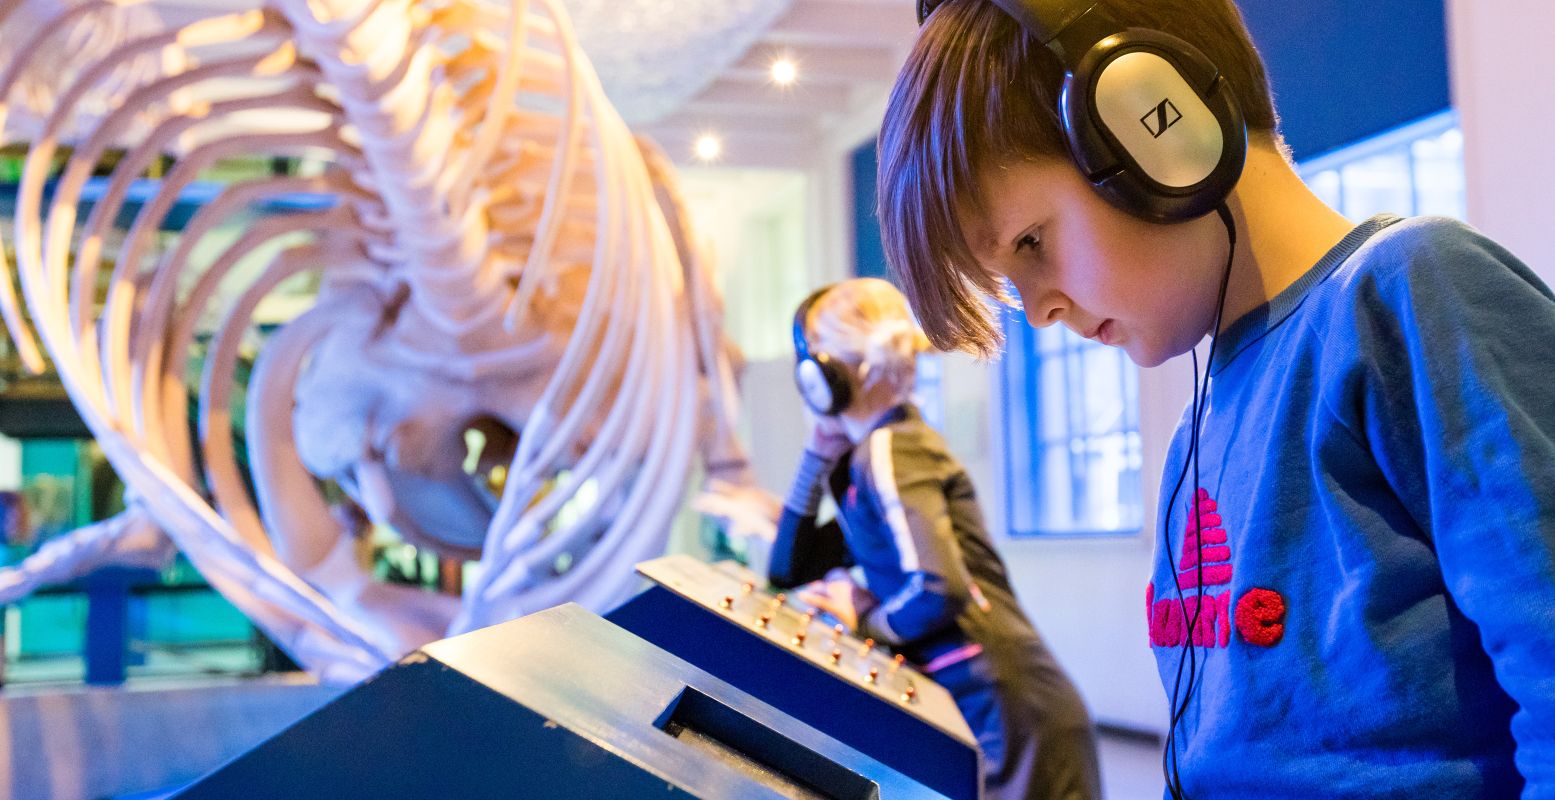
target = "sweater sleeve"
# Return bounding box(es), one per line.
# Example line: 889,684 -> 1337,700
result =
768,450 -> 850,589
852,427 -> 976,646
1342,223 -> 1555,796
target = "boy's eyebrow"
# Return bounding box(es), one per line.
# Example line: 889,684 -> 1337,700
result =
974,214 -> 1023,261
960,213 -> 1001,261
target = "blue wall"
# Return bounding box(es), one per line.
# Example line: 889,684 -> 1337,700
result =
1236,0 -> 1450,160
851,142 -> 890,281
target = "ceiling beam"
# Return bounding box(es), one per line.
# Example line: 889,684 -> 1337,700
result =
645,130 -> 822,170
641,115 -> 821,141
680,80 -> 856,117
764,0 -> 919,49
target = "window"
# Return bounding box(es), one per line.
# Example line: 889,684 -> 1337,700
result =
1299,110 -> 1464,221
999,307 -> 1144,537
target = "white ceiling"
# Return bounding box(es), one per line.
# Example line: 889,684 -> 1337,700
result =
551,0 -> 800,126
634,0 -> 919,169
5,0 -> 919,170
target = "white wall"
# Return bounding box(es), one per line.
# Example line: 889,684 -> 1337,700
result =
1447,0 -> 1555,286
676,166 -> 830,504
679,167 -> 815,362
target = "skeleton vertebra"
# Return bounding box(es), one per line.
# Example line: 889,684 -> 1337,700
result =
0,0 -> 755,682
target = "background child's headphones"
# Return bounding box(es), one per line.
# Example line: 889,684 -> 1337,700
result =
792,285 -> 854,416
916,0 -> 1248,222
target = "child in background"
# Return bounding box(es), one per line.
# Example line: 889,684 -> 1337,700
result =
771,277 -> 1101,800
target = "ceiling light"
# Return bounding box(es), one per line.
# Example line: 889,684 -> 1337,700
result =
770,58 -> 797,86
694,134 -> 722,162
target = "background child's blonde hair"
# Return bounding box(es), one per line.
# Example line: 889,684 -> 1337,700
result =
805,278 -> 933,402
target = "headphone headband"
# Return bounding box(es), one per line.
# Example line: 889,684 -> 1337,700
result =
792,284 -> 835,365
920,0 -> 1091,38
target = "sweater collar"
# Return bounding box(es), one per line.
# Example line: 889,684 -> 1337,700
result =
1211,214 -> 1402,374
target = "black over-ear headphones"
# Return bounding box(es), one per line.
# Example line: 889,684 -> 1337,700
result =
917,0 -> 1247,222
792,285 -> 854,416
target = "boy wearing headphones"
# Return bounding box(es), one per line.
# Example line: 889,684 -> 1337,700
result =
880,1 -> 1555,798
771,278 -> 1100,800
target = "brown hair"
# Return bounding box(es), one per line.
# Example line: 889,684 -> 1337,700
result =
877,0 -> 1279,357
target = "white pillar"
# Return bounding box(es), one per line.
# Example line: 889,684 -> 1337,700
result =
0,435 -> 20,491
1447,0 -> 1555,285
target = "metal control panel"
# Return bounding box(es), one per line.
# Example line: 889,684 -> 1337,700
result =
178,604 -> 940,799
635,555 -> 974,745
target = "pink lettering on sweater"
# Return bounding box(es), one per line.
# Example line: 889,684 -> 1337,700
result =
1178,489 -> 1233,588
1145,488 -> 1285,651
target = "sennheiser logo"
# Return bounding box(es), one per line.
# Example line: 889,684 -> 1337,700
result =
1140,98 -> 1182,138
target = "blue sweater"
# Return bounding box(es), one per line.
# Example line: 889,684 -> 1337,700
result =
1147,215 -> 1555,799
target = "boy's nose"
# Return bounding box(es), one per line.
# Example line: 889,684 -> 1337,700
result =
1024,291 -> 1068,329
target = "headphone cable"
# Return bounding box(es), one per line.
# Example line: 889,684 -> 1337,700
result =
1160,203 -> 1237,800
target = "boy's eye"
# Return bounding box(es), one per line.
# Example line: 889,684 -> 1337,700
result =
1015,233 -> 1040,253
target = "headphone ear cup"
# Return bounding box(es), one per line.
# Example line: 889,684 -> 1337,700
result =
818,355 -> 853,414
795,358 -> 835,415
794,355 -> 852,415
1058,30 -> 1247,222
